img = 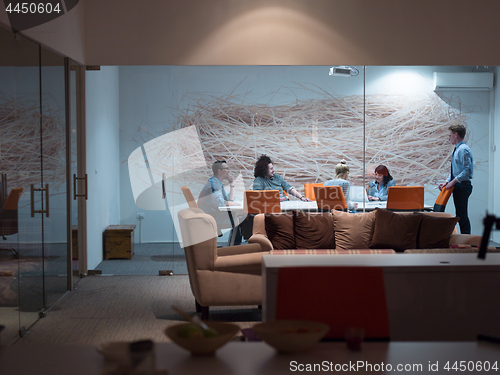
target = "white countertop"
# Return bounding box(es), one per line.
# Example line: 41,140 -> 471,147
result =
2,341 -> 499,375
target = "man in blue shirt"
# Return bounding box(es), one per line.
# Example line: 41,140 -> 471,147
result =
198,160 -> 241,244
438,124 -> 473,234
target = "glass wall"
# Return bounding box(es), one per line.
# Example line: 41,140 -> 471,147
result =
112,65 -> 490,275
0,26 -> 70,345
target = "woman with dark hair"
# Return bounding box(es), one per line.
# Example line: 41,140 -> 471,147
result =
253,155 -> 312,202
367,165 -> 396,201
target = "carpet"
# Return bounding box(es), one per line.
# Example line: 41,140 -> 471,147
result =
13,275 -> 261,346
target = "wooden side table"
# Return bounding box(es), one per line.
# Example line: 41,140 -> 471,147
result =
103,225 -> 136,260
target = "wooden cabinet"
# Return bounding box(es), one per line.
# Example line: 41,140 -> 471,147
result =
103,225 -> 136,260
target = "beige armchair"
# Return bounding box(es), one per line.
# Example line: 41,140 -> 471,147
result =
177,208 -> 269,319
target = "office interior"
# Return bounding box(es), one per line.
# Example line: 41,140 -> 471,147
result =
1,0 -> 500,347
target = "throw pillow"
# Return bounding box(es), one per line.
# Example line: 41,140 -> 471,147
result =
294,211 -> 335,249
370,209 -> 422,252
264,212 -> 295,250
416,214 -> 460,249
331,210 -> 376,250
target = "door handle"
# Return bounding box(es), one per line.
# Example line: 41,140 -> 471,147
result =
73,174 -> 88,200
30,184 -> 50,217
162,173 -> 166,199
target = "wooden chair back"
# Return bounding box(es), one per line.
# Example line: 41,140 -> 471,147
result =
304,183 -> 324,201
386,186 -> 424,211
243,190 -> 280,214
433,186 -> 454,212
313,185 -> 347,211
181,186 -> 198,209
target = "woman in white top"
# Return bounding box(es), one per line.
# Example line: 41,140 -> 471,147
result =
324,160 -> 358,211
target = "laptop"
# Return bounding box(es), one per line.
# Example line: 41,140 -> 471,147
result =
349,186 -> 369,203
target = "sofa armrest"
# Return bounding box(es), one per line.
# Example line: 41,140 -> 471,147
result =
217,243 -> 264,257
213,252 -> 266,275
248,234 -> 274,252
449,234 -> 482,247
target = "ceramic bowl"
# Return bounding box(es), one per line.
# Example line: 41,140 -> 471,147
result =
252,320 -> 329,353
165,322 -> 240,355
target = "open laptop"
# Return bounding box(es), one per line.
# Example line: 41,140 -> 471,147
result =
349,186 -> 369,203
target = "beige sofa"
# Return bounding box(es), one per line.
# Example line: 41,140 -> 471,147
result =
177,208 -> 269,319
249,209 -> 482,253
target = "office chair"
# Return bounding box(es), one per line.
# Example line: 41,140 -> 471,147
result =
304,183 -> 324,201
386,186 -> 424,212
0,187 -> 23,259
243,190 -> 281,214
433,186 -> 454,212
313,185 -> 347,212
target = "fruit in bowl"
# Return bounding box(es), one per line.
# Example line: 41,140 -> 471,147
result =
176,323 -> 219,338
165,322 -> 239,355
252,320 -> 329,354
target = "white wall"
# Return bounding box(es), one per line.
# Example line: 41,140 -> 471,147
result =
86,66 -> 120,269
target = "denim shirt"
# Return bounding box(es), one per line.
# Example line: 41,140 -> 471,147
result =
447,141 -> 473,183
198,176 -> 229,214
253,174 -> 293,200
367,179 -> 396,201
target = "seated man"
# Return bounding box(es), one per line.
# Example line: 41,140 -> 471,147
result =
252,154 -> 312,202
198,160 -> 242,244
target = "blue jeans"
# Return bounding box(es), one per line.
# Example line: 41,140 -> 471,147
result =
452,181 -> 472,234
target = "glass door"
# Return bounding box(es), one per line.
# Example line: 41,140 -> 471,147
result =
38,45 -> 69,310
0,28 -> 71,343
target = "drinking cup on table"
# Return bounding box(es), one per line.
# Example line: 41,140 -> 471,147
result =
345,327 -> 364,351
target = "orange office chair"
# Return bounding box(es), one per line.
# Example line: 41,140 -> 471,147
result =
243,190 -> 281,214
275,266 -> 390,340
0,187 -> 24,259
386,186 -> 424,211
433,186 -> 454,212
304,183 -> 324,201
313,186 -> 347,212
181,186 -> 198,209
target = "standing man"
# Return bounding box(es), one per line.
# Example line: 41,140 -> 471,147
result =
198,160 -> 241,244
438,124 -> 473,234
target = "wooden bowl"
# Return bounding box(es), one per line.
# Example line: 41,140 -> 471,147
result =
165,322 -> 240,355
252,320 -> 329,353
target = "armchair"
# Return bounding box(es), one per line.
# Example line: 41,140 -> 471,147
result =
177,208 -> 269,319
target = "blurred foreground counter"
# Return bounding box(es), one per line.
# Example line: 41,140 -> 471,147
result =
1,341 -> 500,375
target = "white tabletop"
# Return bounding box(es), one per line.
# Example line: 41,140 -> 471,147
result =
262,253 -> 500,270
1,341 -> 499,375
219,200 -> 393,212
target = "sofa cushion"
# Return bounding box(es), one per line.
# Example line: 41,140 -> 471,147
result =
264,212 -> 295,250
331,210 -> 376,250
415,213 -> 460,249
370,209 -> 422,252
294,211 -> 335,249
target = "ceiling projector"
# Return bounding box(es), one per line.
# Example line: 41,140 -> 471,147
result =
329,66 -> 359,77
